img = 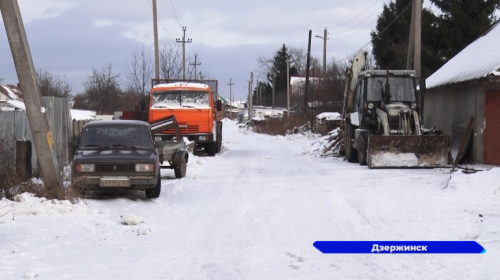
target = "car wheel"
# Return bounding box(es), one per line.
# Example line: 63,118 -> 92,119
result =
174,156 -> 187,178
145,172 -> 161,198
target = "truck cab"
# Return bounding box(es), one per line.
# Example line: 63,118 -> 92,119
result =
149,82 -> 222,156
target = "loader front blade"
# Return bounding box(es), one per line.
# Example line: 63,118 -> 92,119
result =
367,135 -> 451,168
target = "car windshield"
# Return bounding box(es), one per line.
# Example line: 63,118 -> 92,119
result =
79,126 -> 153,148
367,76 -> 416,102
152,90 -> 210,107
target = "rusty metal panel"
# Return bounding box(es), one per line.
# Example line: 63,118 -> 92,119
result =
484,91 -> 500,165
367,135 -> 451,168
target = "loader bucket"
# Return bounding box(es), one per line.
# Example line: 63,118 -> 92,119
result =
367,135 -> 451,168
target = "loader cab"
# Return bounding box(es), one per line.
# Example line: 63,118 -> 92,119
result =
356,70 -> 418,129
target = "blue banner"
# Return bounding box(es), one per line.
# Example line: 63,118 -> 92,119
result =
313,241 -> 486,254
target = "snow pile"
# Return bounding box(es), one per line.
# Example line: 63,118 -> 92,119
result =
120,214 -> 144,225
448,167 -> 500,196
0,193 -> 96,217
23,270 -> 38,279
303,128 -> 341,157
70,109 -> 96,120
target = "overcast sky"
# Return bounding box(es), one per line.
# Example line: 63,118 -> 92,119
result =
0,0 -> 436,101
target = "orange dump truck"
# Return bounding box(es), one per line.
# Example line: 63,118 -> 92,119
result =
149,79 -> 223,156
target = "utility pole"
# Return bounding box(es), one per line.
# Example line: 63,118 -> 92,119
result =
415,0 -> 422,81
227,78 -> 234,118
315,28 -> 328,80
272,72 -> 275,109
249,72 -> 253,121
304,30 -> 312,116
190,54 -> 201,80
406,0 -> 415,70
256,79 -> 260,106
323,28 -> 327,79
286,58 -> 290,116
407,0 -> 422,81
152,0 -> 159,80
1,0 -> 63,199
176,26 -> 192,79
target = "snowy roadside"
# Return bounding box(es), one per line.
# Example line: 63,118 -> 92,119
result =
0,119 -> 499,279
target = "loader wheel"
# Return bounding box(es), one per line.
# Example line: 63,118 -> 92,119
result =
344,122 -> 358,163
357,132 -> 368,166
174,156 -> 187,178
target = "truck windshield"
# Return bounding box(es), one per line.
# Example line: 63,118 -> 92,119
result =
366,76 -> 416,102
152,90 -> 210,107
80,126 -> 153,148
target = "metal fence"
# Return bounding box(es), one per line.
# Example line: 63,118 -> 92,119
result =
0,97 -> 71,175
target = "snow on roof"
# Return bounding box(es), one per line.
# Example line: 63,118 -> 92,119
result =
290,76 -> 321,85
153,82 -> 210,90
316,112 -> 342,121
426,21 -> 500,89
71,109 -> 96,120
0,84 -> 20,100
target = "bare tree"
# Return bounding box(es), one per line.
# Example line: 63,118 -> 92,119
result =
255,54 -> 274,79
289,47 -> 307,75
159,40 -> 183,79
36,69 -> 71,97
83,64 -> 122,114
124,44 -> 154,96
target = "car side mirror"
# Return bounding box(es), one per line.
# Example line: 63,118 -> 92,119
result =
216,100 -> 222,111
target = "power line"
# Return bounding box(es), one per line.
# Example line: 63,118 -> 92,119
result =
339,0 -> 413,61
328,0 -> 381,29
165,0 -> 182,28
328,5 -> 384,36
145,0 -> 176,39
329,17 -> 379,40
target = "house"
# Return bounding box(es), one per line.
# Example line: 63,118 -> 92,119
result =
424,21 -> 500,165
0,84 -> 24,111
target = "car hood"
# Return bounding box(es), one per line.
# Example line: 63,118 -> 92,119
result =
74,147 -> 156,163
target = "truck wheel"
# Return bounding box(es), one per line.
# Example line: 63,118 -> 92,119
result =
215,123 -> 222,153
206,142 -> 216,156
145,172 -> 161,198
174,156 -> 187,178
344,122 -> 358,163
357,132 -> 368,166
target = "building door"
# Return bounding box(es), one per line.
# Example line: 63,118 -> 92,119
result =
484,91 -> 500,165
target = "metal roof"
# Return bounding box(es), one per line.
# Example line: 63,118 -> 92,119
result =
426,21 -> 500,90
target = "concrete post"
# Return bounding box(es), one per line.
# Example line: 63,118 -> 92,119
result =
0,0 -> 63,198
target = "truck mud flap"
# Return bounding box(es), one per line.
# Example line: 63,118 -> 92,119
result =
367,135 -> 451,168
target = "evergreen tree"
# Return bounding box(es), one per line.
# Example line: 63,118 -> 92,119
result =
266,44 -> 297,107
370,0 -> 442,78
430,0 -> 500,61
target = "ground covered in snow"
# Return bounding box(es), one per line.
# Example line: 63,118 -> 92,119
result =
1,119 -> 499,279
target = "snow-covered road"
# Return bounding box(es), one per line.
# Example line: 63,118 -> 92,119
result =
1,119 -> 499,279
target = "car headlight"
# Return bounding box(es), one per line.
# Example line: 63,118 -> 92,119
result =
76,163 -> 95,172
155,136 -> 162,141
199,136 -> 207,141
135,163 -> 155,172
411,103 -> 417,109
367,103 -> 374,109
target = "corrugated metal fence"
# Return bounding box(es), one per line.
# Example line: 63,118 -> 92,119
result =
0,97 -> 71,175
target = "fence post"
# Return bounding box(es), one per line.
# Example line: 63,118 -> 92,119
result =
16,140 -> 31,178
